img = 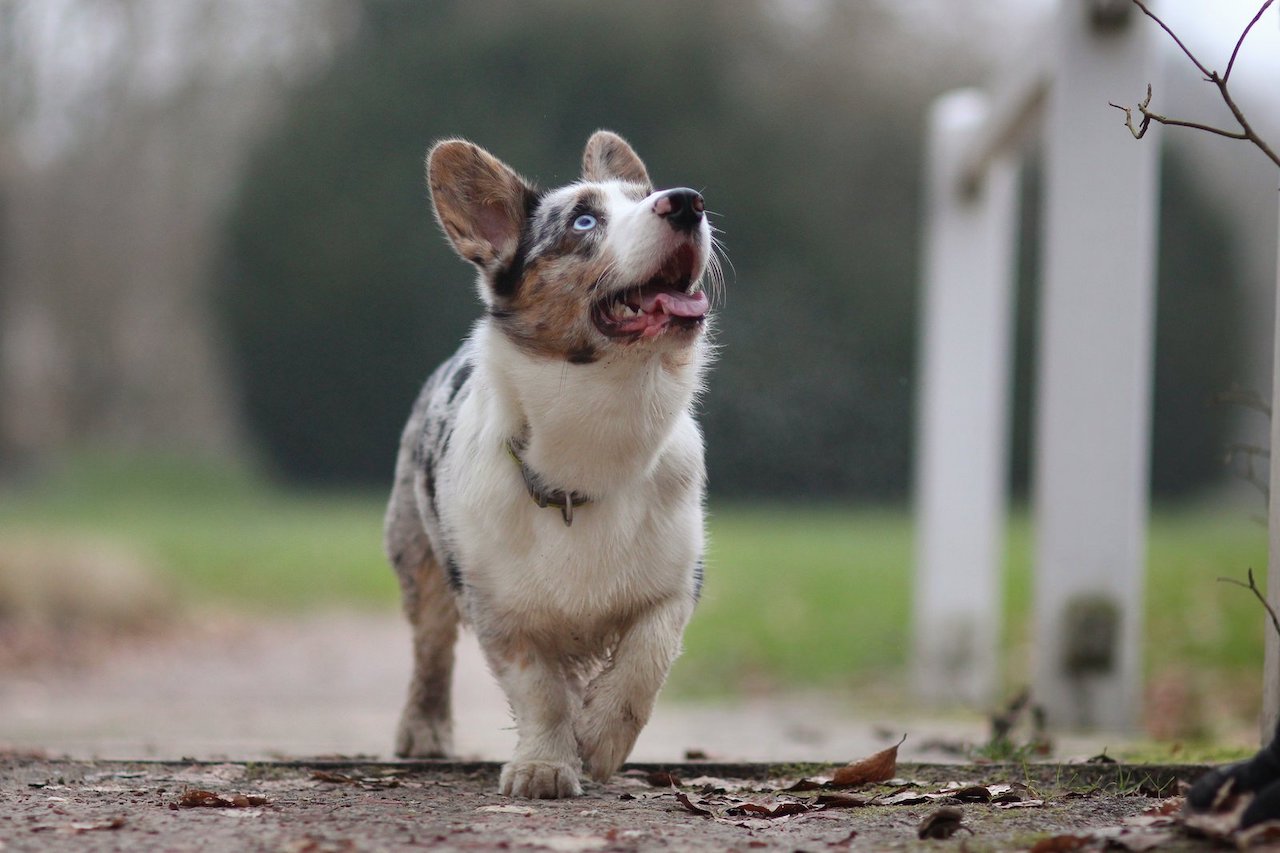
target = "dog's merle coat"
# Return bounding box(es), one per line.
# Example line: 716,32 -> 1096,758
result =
384,131 -> 717,799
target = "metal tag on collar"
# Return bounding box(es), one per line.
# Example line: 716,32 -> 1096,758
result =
560,493 -> 575,526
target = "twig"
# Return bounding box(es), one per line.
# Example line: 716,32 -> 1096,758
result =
1225,0 -> 1275,83
1131,0 -> 1211,78
1220,569 -> 1280,639
1111,0 -> 1280,170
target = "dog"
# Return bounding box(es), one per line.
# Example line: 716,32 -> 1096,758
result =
383,130 -> 719,798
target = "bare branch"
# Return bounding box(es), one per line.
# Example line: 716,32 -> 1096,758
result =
1219,568 -> 1280,640
1145,114 -> 1249,142
1225,0 -> 1275,83
1212,72 -> 1280,169
1130,0 -> 1211,78
1116,0 -> 1280,171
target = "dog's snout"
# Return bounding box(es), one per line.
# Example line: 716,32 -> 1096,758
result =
653,188 -> 704,232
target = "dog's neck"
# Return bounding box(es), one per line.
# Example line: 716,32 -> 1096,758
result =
479,323 -> 705,499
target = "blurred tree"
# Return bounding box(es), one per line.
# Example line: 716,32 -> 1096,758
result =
221,0 -> 1244,500
0,0 -> 353,475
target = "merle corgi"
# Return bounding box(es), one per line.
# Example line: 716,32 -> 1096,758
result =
384,130 -> 720,798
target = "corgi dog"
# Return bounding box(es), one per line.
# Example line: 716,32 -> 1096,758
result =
383,131 -> 719,798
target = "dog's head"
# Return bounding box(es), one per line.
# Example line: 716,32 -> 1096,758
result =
427,131 -> 717,364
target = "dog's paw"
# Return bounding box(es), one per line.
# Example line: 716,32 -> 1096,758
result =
499,761 -> 582,799
577,704 -> 642,783
394,712 -> 452,759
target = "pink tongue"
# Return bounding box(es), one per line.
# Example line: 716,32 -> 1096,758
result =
640,289 -> 709,318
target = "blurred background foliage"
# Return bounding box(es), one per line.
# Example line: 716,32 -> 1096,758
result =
0,0 -> 1273,735
217,0 -> 1241,498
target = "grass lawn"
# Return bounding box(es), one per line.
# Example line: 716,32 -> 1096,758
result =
0,457 -> 1268,736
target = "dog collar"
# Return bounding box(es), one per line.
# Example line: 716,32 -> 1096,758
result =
505,440 -> 593,526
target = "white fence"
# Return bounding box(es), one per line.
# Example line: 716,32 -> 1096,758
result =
915,0 -> 1280,738
913,0 -> 1163,731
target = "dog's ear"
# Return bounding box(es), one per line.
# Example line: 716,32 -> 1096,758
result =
427,139 -> 535,273
581,130 -> 651,188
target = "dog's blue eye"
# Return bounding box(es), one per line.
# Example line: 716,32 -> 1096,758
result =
572,214 -> 597,232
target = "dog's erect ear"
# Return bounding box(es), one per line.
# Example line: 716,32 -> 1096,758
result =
427,139 -> 534,272
581,130 -> 651,188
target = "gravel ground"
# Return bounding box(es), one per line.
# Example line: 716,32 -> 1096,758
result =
0,757 -> 1214,852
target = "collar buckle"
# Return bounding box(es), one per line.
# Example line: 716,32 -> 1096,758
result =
506,440 -> 592,526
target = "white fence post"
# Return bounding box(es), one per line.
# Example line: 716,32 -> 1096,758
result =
1030,1 -> 1161,731
912,90 -> 1019,707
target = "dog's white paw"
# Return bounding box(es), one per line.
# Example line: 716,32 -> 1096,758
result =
395,711 -> 452,758
577,705 -> 642,783
499,761 -> 582,799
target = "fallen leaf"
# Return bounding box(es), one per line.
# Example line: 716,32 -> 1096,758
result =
874,789 -> 931,806
832,734 -> 906,787
947,785 -> 992,803
783,778 -> 824,792
815,793 -> 870,809
917,805 -> 968,840
725,801 -> 811,819
1028,835 -> 1091,852
310,770 -> 402,790
995,799 -> 1044,809
174,789 -> 268,809
988,782 -> 1033,803
1139,797 -> 1183,818
646,770 -> 682,788
280,838 -> 357,853
67,817 -> 126,834
673,790 -> 712,817
684,749 -> 708,760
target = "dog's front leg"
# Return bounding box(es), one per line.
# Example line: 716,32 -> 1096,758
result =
577,596 -> 694,783
484,640 -> 583,798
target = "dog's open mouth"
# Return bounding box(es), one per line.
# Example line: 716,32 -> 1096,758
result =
592,246 -> 709,339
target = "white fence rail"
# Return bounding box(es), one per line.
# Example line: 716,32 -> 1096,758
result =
913,0 -> 1162,731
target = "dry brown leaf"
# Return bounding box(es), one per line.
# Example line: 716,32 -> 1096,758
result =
994,799 -> 1044,809
917,806 -> 968,840
673,789 -> 712,817
173,789 -> 268,809
831,734 -> 905,787
646,770 -> 682,788
1028,835 -> 1090,852
947,785 -> 992,802
874,789 -> 931,806
725,801 -> 811,819
1140,797 -> 1183,818
815,792 -> 870,809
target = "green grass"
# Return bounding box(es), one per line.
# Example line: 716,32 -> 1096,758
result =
0,457 -> 1269,730
0,456 -> 398,609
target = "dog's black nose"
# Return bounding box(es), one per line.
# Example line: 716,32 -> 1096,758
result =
653,188 -> 705,232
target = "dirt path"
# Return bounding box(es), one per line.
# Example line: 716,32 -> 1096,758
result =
0,757 -> 1210,852
0,613 -> 1230,850
0,612 -> 1117,764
